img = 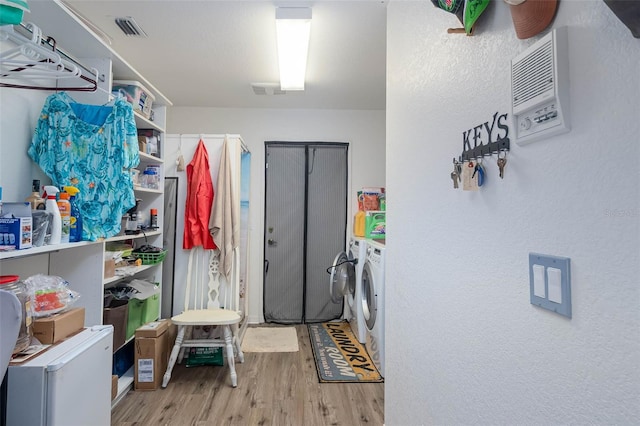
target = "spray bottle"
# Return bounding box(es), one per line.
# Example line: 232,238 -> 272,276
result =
64,186 -> 83,242
57,191 -> 71,244
43,186 -> 62,245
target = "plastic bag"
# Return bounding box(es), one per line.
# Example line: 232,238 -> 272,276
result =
24,274 -> 81,317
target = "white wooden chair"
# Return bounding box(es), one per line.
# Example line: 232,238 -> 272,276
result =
162,247 -> 244,388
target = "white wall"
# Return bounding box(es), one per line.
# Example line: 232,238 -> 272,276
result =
386,1 -> 639,425
0,89 -> 49,200
167,107 -> 385,323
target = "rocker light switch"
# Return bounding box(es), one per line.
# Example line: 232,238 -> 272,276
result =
533,264 -> 546,298
529,253 -> 572,318
547,267 -> 562,303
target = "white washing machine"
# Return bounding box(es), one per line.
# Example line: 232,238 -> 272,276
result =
362,239 -> 385,376
329,236 -> 367,343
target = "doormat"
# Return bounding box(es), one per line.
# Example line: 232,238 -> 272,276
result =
241,327 -> 299,352
308,321 -> 383,383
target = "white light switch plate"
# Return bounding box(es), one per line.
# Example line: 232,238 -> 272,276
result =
529,253 -> 571,318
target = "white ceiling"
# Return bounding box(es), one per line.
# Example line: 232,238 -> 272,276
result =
61,0 -> 388,110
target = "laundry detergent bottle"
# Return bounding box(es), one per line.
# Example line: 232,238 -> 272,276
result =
64,186 -> 83,242
57,191 -> 71,244
354,210 -> 366,237
43,185 -> 62,245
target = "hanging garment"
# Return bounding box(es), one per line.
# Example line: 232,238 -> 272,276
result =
183,139 -> 217,250
209,136 -> 239,283
28,92 -> 139,241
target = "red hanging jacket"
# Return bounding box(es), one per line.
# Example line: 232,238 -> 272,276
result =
183,139 -> 217,250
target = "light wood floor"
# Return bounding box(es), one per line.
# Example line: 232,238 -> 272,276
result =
111,324 -> 384,426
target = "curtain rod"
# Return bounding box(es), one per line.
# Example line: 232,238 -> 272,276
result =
176,134 -> 250,153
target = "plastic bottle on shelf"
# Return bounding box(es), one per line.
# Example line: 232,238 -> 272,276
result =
141,170 -> 152,189
64,186 -> 83,242
43,185 -> 62,245
354,210 -> 365,237
25,179 -> 45,210
57,191 -> 71,244
150,208 -> 158,229
146,169 -> 158,189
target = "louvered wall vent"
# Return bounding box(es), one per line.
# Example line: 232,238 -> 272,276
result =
251,83 -> 287,96
115,17 -> 148,37
510,27 -> 570,145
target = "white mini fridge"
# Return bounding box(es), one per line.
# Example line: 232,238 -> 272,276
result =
7,326 -> 113,426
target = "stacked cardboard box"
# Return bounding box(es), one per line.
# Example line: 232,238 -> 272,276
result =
31,307 -> 85,344
134,319 -> 176,390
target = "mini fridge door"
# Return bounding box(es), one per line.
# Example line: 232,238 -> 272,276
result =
7,326 -> 113,426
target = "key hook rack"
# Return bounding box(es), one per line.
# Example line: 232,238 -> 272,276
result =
460,137 -> 510,163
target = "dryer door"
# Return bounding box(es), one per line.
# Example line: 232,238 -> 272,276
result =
329,251 -> 355,304
361,261 -> 377,330
346,247 -> 358,309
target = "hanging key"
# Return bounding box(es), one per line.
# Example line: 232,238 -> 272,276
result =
451,171 -> 459,189
497,156 -> 507,179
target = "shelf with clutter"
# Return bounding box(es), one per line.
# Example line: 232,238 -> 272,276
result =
353,187 -> 386,240
0,0 -> 171,407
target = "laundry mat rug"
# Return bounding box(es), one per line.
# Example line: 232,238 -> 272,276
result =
308,321 -> 383,383
241,327 -> 299,352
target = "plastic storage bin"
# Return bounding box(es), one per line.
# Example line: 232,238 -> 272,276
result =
126,298 -> 145,340
142,293 -> 160,324
113,80 -> 155,118
112,340 -> 134,377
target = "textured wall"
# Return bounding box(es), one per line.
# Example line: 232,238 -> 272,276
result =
386,1 -> 639,424
168,107 -> 386,322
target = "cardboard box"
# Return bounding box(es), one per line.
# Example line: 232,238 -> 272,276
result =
0,216 -> 32,250
32,307 -> 85,344
104,259 -> 116,278
111,375 -> 118,400
134,319 -> 172,391
135,319 -> 170,338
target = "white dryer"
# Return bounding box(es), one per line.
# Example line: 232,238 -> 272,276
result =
329,236 -> 367,343
362,239 -> 385,377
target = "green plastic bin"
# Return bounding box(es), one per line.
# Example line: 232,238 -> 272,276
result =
142,294 -> 160,324
126,299 -> 145,340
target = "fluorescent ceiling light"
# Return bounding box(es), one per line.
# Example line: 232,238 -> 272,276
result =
276,7 -> 311,91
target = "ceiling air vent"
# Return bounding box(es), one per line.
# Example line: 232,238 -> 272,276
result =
251,83 -> 287,96
115,17 -> 148,37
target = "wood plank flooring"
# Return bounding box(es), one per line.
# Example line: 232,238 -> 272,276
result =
111,324 -> 384,426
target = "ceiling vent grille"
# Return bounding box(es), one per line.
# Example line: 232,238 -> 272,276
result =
115,17 -> 147,37
251,83 -> 287,96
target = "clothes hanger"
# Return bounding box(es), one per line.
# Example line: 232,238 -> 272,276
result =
176,135 -> 185,171
0,23 -> 98,91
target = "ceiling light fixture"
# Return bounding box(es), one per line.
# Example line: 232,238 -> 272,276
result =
275,7 -> 312,91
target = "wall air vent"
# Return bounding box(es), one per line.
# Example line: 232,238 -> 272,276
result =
115,17 -> 148,37
251,83 -> 287,96
511,26 -> 570,145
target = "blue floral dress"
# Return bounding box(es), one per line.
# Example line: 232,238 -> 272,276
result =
28,92 -> 139,241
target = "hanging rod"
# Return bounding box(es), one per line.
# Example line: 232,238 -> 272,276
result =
0,22 -> 103,91
19,22 -> 104,81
